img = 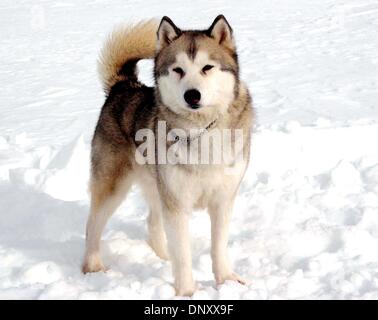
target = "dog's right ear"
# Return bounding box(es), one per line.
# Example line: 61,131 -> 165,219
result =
157,16 -> 182,50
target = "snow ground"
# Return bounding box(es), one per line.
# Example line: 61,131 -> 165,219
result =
1,0 -> 378,299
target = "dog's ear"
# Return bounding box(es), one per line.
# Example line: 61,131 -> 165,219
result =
207,15 -> 234,50
157,16 -> 182,50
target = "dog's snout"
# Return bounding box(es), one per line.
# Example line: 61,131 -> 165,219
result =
184,89 -> 201,108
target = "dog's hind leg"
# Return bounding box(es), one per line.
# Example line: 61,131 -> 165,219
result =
82,156 -> 133,274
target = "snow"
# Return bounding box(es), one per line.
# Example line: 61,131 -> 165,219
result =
1,0 -> 378,299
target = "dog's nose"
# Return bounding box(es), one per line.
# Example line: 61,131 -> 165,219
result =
184,89 -> 201,107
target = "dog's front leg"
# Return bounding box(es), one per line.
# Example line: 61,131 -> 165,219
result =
209,199 -> 246,286
162,206 -> 195,296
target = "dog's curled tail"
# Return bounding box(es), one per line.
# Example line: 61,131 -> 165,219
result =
98,19 -> 158,94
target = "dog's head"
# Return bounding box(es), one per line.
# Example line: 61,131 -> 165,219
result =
154,15 -> 239,116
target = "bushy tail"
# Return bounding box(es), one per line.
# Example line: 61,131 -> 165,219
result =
98,19 -> 158,94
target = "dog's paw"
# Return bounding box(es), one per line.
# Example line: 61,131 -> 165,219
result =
175,283 -> 197,297
215,273 -> 247,286
148,239 -> 170,261
155,249 -> 170,261
82,254 -> 107,274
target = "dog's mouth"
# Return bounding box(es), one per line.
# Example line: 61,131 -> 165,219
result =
187,103 -> 201,110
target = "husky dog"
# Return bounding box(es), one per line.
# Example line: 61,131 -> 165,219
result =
82,15 -> 254,296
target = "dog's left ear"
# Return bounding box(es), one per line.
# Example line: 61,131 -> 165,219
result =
207,15 -> 235,50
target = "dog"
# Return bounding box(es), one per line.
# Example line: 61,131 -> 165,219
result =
82,15 -> 254,296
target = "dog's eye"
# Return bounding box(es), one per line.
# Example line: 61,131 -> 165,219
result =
202,65 -> 214,73
172,67 -> 184,77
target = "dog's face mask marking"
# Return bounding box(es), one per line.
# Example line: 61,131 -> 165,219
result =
155,15 -> 238,115
157,51 -> 236,114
